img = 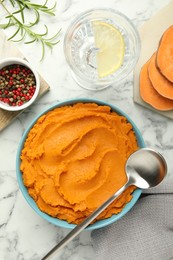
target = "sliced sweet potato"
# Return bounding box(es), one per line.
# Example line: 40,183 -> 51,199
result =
157,26 -> 173,82
148,52 -> 173,99
140,58 -> 173,111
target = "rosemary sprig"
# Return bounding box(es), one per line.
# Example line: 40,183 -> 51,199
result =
17,0 -> 56,16
0,0 -> 61,60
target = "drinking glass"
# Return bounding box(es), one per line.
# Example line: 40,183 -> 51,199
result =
64,8 -> 140,90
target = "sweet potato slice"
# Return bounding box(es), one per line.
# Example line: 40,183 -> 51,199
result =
148,53 -> 173,99
140,58 -> 173,111
157,26 -> 173,82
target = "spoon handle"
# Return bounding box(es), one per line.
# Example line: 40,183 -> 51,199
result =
41,182 -> 129,260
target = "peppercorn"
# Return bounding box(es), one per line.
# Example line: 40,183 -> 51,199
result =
0,64 -> 36,106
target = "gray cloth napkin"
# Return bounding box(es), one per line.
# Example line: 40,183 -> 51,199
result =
91,176 -> 173,260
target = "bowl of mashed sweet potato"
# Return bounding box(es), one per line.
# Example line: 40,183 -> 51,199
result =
16,98 -> 145,230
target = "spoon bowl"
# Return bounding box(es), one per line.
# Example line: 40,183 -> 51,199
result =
126,148 -> 167,189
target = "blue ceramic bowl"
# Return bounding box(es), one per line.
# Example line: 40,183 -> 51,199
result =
16,98 -> 145,230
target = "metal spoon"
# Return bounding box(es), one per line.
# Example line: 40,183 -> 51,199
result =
42,148 -> 167,260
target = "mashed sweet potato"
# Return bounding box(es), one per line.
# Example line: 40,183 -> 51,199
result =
20,103 -> 139,224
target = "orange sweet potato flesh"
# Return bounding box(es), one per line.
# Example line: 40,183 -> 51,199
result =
140,58 -> 173,111
157,26 -> 173,82
20,103 -> 139,224
148,52 -> 173,99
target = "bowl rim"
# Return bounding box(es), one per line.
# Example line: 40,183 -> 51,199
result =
0,57 -> 40,111
16,98 -> 145,230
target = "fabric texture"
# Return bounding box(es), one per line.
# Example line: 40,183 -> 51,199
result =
91,176 -> 173,260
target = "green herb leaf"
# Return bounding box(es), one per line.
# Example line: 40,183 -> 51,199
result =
0,0 -> 61,60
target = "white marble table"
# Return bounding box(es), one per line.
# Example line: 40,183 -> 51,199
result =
0,0 -> 172,259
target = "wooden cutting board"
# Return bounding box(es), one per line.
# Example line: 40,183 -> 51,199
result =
0,30 -> 50,131
133,0 -> 173,119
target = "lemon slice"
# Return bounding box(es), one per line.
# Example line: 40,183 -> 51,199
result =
92,21 -> 125,78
